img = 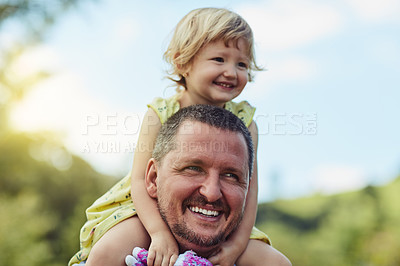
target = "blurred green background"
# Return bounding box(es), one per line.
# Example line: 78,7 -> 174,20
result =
1,1 -> 399,265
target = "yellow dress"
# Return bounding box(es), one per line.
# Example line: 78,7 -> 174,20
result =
69,94 -> 270,265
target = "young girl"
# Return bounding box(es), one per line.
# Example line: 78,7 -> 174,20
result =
70,7 -> 289,266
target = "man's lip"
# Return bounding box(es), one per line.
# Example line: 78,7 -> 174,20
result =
182,197 -> 229,219
188,206 -> 222,217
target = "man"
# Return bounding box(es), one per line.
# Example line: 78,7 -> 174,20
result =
144,105 -> 291,265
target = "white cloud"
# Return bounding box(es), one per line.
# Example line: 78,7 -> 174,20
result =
114,17 -> 140,41
243,56 -> 317,99
369,38 -> 400,66
265,57 -> 317,84
311,164 -> 367,194
346,0 -> 400,22
238,0 -> 343,51
106,17 -> 141,56
0,30 -> 16,51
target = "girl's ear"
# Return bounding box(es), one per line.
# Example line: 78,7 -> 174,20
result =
145,158 -> 158,199
173,53 -> 182,69
174,53 -> 190,74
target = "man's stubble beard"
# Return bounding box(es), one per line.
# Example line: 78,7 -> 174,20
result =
157,194 -> 244,248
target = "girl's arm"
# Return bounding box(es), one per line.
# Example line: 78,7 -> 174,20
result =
208,121 -> 259,265
131,108 -> 179,266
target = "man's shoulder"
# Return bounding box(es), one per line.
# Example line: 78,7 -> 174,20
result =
263,244 -> 292,266
236,240 -> 292,266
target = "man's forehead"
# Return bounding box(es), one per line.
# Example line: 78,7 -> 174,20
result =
172,120 -> 248,165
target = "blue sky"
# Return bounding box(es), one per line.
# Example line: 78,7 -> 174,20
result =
6,0 -> 400,202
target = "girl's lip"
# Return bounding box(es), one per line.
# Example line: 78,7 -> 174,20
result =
213,81 -> 235,89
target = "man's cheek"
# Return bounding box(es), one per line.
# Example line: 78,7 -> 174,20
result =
230,190 -> 247,212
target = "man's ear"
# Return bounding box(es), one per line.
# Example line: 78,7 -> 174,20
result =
145,158 -> 158,199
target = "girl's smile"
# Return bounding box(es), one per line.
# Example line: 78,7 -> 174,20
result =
180,38 -> 250,108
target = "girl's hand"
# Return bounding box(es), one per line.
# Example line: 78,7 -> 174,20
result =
147,231 -> 179,266
208,240 -> 244,266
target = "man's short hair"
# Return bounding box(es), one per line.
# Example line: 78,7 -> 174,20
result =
152,104 -> 254,178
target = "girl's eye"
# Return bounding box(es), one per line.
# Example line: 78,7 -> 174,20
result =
212,57 -> 224,62
238,62 -> 248,69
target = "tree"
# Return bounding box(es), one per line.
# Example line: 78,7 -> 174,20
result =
0,1 -> 112,265
0,131 -> 115,265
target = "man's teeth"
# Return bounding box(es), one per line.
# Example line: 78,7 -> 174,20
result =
189,206 -> 220,217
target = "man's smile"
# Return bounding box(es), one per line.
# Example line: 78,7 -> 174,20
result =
189,206 -> 221,217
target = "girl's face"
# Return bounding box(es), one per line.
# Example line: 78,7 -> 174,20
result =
183,38 -> 249,107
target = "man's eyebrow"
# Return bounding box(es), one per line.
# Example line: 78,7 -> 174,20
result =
182,158 -> 206,165
174,157 -> 206,166
224,166 -> 242,172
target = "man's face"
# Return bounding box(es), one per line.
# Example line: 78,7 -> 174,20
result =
147,121 -> 249,256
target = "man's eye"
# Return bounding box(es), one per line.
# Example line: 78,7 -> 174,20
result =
212,57 -> 224,62
223,173 -> 239,180
186,166 -> 202,172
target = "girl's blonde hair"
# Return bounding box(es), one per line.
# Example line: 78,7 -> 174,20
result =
163,7 -> 263,90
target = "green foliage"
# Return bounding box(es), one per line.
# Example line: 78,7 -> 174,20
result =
0,1 -> 111,265
0,132 -> 115,265
256,178 -> 400,266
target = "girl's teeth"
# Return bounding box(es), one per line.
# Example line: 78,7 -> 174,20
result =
216,82 -> 232,88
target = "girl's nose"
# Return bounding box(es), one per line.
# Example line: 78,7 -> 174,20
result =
223,64 -> 237,79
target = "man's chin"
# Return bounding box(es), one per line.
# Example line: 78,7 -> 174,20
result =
171,226 -> 225,257
178,237 -> 219,258
172,222 -> 225,245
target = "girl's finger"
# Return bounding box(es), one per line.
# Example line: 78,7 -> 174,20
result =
169,254 -> 178,266
208,254 -> 219,265
154,253 -> 163,266
147,250 -> 155,266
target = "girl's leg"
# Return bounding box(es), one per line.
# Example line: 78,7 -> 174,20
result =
236,239 -> 292,266
86,216 -> 151,266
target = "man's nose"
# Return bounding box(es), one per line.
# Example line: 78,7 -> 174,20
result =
199,173 -> 222,202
